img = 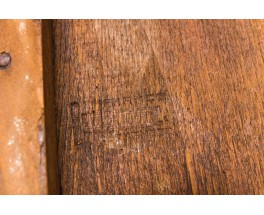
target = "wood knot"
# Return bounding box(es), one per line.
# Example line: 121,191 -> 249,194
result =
0,52 -> 11,70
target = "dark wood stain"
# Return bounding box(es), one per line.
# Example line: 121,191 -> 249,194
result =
42,20 -> 60,194
53,20 -> 264,194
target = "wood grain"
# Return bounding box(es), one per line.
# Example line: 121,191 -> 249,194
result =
53,20 -> 264,194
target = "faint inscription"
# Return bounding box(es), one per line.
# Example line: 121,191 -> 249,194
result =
70,90 -> 173,147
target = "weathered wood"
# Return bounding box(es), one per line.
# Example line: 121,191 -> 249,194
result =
54,20 -> 264,194
0,20 -> 58,194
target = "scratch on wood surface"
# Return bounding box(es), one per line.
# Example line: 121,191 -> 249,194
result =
185,148 -> 198,194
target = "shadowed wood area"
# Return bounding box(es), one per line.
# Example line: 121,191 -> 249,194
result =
53,20 -> 264,194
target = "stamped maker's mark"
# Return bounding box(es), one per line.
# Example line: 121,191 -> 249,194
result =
70,90 -> 173,147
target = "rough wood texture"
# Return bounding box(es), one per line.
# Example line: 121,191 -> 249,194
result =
53,20 -> 264,194
0,20 -> 58,194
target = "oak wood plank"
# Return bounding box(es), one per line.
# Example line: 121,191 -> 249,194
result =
53,20 -> 264,194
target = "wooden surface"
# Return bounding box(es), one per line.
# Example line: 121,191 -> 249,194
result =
0,20 -> 58,194
53,20 -> 264,194
42,20 -> 60,194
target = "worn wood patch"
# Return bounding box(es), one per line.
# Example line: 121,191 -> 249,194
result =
53,20 -> 264,194
0,20 -> 59,194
